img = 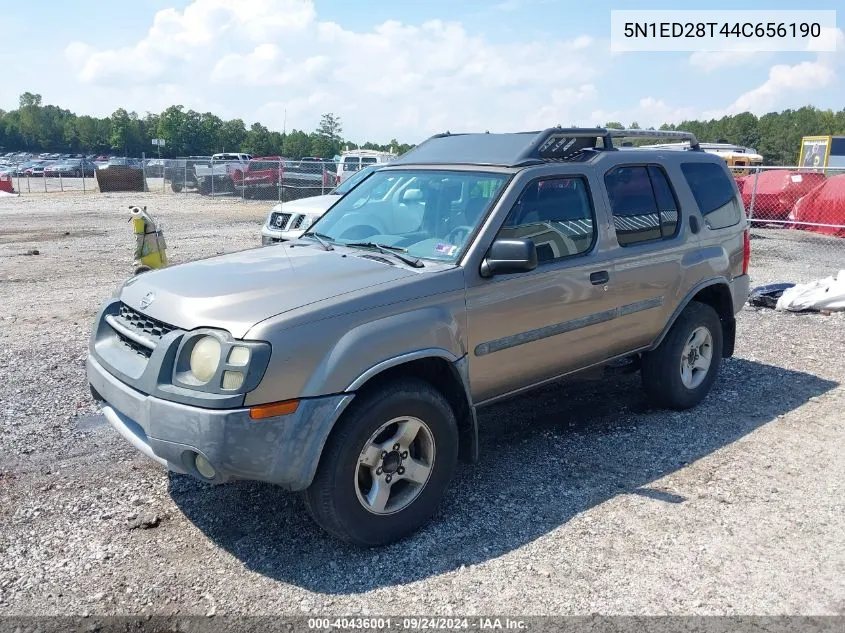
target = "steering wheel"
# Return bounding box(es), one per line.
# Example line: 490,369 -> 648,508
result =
444,225 -> 473,245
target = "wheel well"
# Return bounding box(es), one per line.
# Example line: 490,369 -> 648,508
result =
351,357 -> 476,462
691,283 -> 735,358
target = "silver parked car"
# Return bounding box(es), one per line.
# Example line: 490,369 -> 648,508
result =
87,127 -> 750,546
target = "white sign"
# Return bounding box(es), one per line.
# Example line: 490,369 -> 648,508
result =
151,138 -> 166,147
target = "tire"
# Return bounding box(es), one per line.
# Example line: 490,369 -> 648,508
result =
302,378 -> 459,547
171,181 -> 183,193
641,301 -> 723,410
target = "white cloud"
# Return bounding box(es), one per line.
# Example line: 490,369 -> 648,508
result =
588,97 -> 698,128
689,50 -> 771,72
717,28 -> 844,116
63,0 -> 605,142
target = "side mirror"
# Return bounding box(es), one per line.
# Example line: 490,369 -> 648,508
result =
480,238 -> 538,278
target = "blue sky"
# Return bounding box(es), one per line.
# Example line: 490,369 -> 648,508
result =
0,0 -> 842,144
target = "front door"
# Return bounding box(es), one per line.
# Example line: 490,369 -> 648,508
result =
465,174 -> 619,404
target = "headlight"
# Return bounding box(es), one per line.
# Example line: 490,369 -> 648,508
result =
173,331 -> 271,395
190,336 -> 221,383
300,215 -> 314,229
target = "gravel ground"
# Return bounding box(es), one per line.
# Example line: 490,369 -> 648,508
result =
0,190 -> 844,617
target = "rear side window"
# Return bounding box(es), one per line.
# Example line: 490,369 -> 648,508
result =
680,162 -> 742,229
604,165 -> 680,246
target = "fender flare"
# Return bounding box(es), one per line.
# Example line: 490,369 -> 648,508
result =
650,277 -> 734,354
345,349 -> 479,464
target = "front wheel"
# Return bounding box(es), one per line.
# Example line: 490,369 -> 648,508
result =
302,378 -> 459,546
641,301 -> 723,410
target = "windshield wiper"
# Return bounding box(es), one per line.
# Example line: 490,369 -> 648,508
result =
302,231 -> 334,251
344,241 -> 424,268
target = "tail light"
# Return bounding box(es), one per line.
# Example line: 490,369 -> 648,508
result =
742,227 -> 751,275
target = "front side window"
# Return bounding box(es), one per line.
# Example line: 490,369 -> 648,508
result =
604,164 -> 680,246
497,176 -> 596,263
304,170 -> 509,262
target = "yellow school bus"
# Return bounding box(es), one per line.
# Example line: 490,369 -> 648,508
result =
638,141 -> 763,173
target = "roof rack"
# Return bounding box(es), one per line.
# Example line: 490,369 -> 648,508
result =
515,127 -> 701,162
390,127 -> 702,168
605,129 -> 701,151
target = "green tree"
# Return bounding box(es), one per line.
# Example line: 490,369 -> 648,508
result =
219,119 -> 247,153
282,129 -> 311,158
18,92 -> 42,148
242,122 -> 273,156
311,112 -> 343,158
109,108 -> 135,154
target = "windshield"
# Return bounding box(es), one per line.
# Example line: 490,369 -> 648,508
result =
333,164 -> 378,195
304,169 -> 509,263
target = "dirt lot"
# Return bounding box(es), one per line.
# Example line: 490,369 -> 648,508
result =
0,190 -> 844,617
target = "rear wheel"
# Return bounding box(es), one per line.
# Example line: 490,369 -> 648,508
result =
641,301 -> 723,410
302,378 -> 459,546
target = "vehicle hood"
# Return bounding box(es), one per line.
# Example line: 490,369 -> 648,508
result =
118,244 -> 417,339
269,194 -> 339,218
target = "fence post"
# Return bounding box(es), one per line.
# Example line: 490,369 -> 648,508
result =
184,161 -> 188,196
211,157 -> 215,197
747,167 -> 760,222
43,172 -> 47,193
82,162 -> 86,193
59,170 -> 63,192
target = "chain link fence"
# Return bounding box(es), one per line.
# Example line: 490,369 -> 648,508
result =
5,159 -> 99,194
729,165 -> 845,285
142,155 -> 338,203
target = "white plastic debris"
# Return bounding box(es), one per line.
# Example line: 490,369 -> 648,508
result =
775,270 -> 845,312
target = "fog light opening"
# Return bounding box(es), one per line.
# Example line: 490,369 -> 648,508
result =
194,453 -> 217,480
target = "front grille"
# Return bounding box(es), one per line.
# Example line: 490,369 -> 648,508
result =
120,335 -> 154,358
270,212 -> 291,230
117,303 -> 174,339
291,215 -> 304,230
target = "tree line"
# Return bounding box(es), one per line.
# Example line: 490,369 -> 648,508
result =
0,93 -> 413,160
2,92 -> 845,165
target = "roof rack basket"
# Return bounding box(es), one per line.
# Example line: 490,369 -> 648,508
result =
509,127 -> 701,163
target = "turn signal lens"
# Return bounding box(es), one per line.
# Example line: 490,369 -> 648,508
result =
249,399 -> 300,420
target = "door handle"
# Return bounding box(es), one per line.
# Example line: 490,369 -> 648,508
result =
590,270 -> 610,285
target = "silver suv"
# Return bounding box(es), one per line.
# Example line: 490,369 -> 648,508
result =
87,128 -> 750,546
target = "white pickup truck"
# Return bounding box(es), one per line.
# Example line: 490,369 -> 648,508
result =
194,153 -> 252,195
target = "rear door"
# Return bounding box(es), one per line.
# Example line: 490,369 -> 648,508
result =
600,163 -> 694,356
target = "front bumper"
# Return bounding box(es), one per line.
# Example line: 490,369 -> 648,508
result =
87,354 -> 353,490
